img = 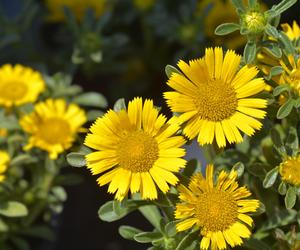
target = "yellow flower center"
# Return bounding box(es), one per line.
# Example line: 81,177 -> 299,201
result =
117,131 -> 159,172
195,189 -> 238,232
1,81 -> 27,100
279,157 -> 300,186
195,79 -> 238,121
38,118 -> 71,144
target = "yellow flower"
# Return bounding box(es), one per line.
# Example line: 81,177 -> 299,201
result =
175,164 -> 259,250
281,21 -> 300,41
164,47 -> 267,148
0,129 -> 7,137
133,0 -> 155,11
199,0 -> 246,49
280,55 -> 300,96
0,151 -> 10,182
20,99 -> 87,159
0,64 -> 45,108
84,97 -> 187,201
46,0 -> 108,22
279,156 -> 300,187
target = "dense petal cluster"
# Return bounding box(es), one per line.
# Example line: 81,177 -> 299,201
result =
20,99 -> 87,159
279,156 -> 300,187
175,164 -> 259,250
164,47 -> 267,148
84,97 -> 187,201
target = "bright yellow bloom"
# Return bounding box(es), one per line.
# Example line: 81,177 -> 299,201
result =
84,97 -> 186,201
164,47 -> 267,148
0,129 -> 7,137
20,99 -> 87,159
279,156 -> 300,187
0,151 -> 10,182
175,164 -> 259,250
46,0 -> 108,22
280,55 -> 300,96
0,64 -> 45,108
133,0 -> 155,11
281,21 -> 300,41
198,0 -> 246,49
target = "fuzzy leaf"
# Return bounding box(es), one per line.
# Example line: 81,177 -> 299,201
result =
263,167 -> 279,188
215,23 -> 240,35
277,98 -> 295,119
273,84 -> 289,96
66,152 -> 86,168
134,232 -> 163,243
244,42 -> 257,64
285,187 -> 297,209
165,65 -> 181,78
119,225 -> 142,240
0,201 -> 28,217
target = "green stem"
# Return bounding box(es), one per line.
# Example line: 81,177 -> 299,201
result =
202,144 -> 217,164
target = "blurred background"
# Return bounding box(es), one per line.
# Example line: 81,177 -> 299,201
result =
0,0 -> 299,249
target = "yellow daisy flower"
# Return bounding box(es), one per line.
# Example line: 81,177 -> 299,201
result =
198,0 -> 246,49
164,47 -> 267,148
0,151 -> 10,182
20,99 -> 87,159
84,97 -> 187,201
280,55 -> 300,96
279,156 -> 300,187
281,21 -> 300,41
0,64 -> 45,108
46,0 -> 108,22
175,164 -> 259,250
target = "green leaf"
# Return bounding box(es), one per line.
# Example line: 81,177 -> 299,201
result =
261,42 -> 282,58
215,23 -> 240,35
273,84 -> 289,96
134,231 -> 163,243
98,200 -> 148,222
0,218 -> 8,232
175,231 -> 198,250
277,98 -> 295,119
86,110 -> 104,121
0,201 -> 28,217
66,152 -> 86,167
11,236 -> 30,250
279,31 -> 295,54
285,187 -> 297,209
248,0 -> 258,8
270,128 -> 283,147
10,154 -> 37,166
138,205 -> 162,231
51,186 -> 67,202
266,66 -> 283,80
165,221 -> 177,237
263,167 -> 279,188
113,98 -> 126,112
73,92 -> 107,108
244,42 -> 257,64
90,51 -> 103,63
294,98 -> 300,108
119,225 -> 142,240
231,0 -> 245,12
165,65 -> 181,78
278,182 -> 287,195
286,127 -> 299,152
232,162 -> 245,177
271,0 -> 297,16
264,24 -> 279,38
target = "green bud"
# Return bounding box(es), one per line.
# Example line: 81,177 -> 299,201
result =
243,11 -> 266,34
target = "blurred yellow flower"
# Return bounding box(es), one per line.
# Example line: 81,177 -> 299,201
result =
164,47 -> 267,148
84,97 -> 186,201
0,151 -> 10,182
0,129 -> 7,137
0,64 -> 45,108
46,0 -> 108,22
281,21 -> 300,41
133,0 -> 155,11
198,0 -> 246,49
279,156 -> 300,187
280,55 -> 300,96
20,99 -> 87,159
175,164 -> 259,250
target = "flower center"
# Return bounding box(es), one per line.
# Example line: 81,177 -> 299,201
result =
194,79 -> 238,121
195,189 -> 238,232
38,118 -> 71,144
117,131 -> 159,172
280,157 -> 300,186
1,81 -> 27,100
